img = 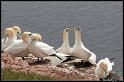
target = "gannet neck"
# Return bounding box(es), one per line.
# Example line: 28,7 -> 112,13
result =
62,31 -> 70,47
23,38 -> 31,44
75,30 -> 84,46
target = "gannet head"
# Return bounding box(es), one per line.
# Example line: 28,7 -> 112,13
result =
21,32 -> 32,43
35,33 -> 42,42
31,33 -> 41,42
64,27 -> 71,33
63,27 -> 71,38
74,26 -> 82,44
75,26 -> 81,34
4,27 -> 16,42
12,26 -> 21,39
99,60 -> 108,76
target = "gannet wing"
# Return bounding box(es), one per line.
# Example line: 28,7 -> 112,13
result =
4,40 -> 28,56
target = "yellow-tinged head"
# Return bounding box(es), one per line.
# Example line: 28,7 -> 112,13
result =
4,27 -> 16,42
21,32 -> 32,43
63,27 -> 71,38
31,33 -> 41,42
75,26 -> 81,34
12,26 -> 21,39
35,33 -> 42,42
64,27 -> 71,34
99,60 -> 108,76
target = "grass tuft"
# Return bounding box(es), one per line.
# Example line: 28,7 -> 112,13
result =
1,68 -> 57,81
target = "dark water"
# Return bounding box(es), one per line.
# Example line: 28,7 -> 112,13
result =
1,1 -> 123,77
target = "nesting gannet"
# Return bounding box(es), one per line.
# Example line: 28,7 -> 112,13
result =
2,27 -> 17,51
28,33 -> 62,61
12,26 -> 21,39
95,57 -> 114,79
70,27 -> 96,64
55,28 -> 71,54
3,32 -> 32,57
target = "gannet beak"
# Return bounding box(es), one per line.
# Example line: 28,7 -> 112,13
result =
69,28 -> 73,32
103,68 -> 107,77
29,33 -> 32,36
65,28 -> 71,32
76,26 -> 80,31
39,39 -> 41,42
4,34 -> 8,42
17,32 -> 21,39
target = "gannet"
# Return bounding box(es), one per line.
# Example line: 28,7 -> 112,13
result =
27,33 -> 42,58
95,57 -> 114,79
28,33 -> 62,62
2,27 -> 17,51
3,32 -> 32,57
70,26 -> 96,64
55,28 -> 71,55
12,26 -> 21,39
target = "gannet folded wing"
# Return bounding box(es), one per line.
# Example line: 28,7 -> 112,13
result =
4,40 -> 29,57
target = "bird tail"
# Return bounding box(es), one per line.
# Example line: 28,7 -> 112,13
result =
62,56 -> 75,63
50,54 -> 62,60
88,53 -> 96,64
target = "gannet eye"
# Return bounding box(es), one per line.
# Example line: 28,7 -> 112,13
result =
76,27 -> 80,31
32,39 -> 35,41
29,34 -> 32,36
66,28 -> 70,32
66,29 -> 68,32
39,39 -> 41,41
17,32 -> 20,34
5,34 -> 8,36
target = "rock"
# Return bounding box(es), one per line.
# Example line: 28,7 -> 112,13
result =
1,62 -> 5,68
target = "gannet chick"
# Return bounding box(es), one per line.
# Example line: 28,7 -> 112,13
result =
2,27 -> 17,51
95,57 -> 114,79
12,26 -> 21,39
3,32 -> 32,57
55,27 -> 71,54
70,26 -> 96,64
28,33 -> 62,62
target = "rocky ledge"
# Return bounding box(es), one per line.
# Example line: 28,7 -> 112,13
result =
1,53 -> 123,81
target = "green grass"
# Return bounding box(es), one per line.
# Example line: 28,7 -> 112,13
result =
1,68 -> 57,81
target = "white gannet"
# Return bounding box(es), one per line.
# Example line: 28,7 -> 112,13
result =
95,57 -> 114,79
70,26 -> 96,64
55,27 -> 71,55
3,32 -> 32,57
1,27 -> 17,51
12,26 -> 21,39
27,33 -> 42,58
28,33 -> 62,62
